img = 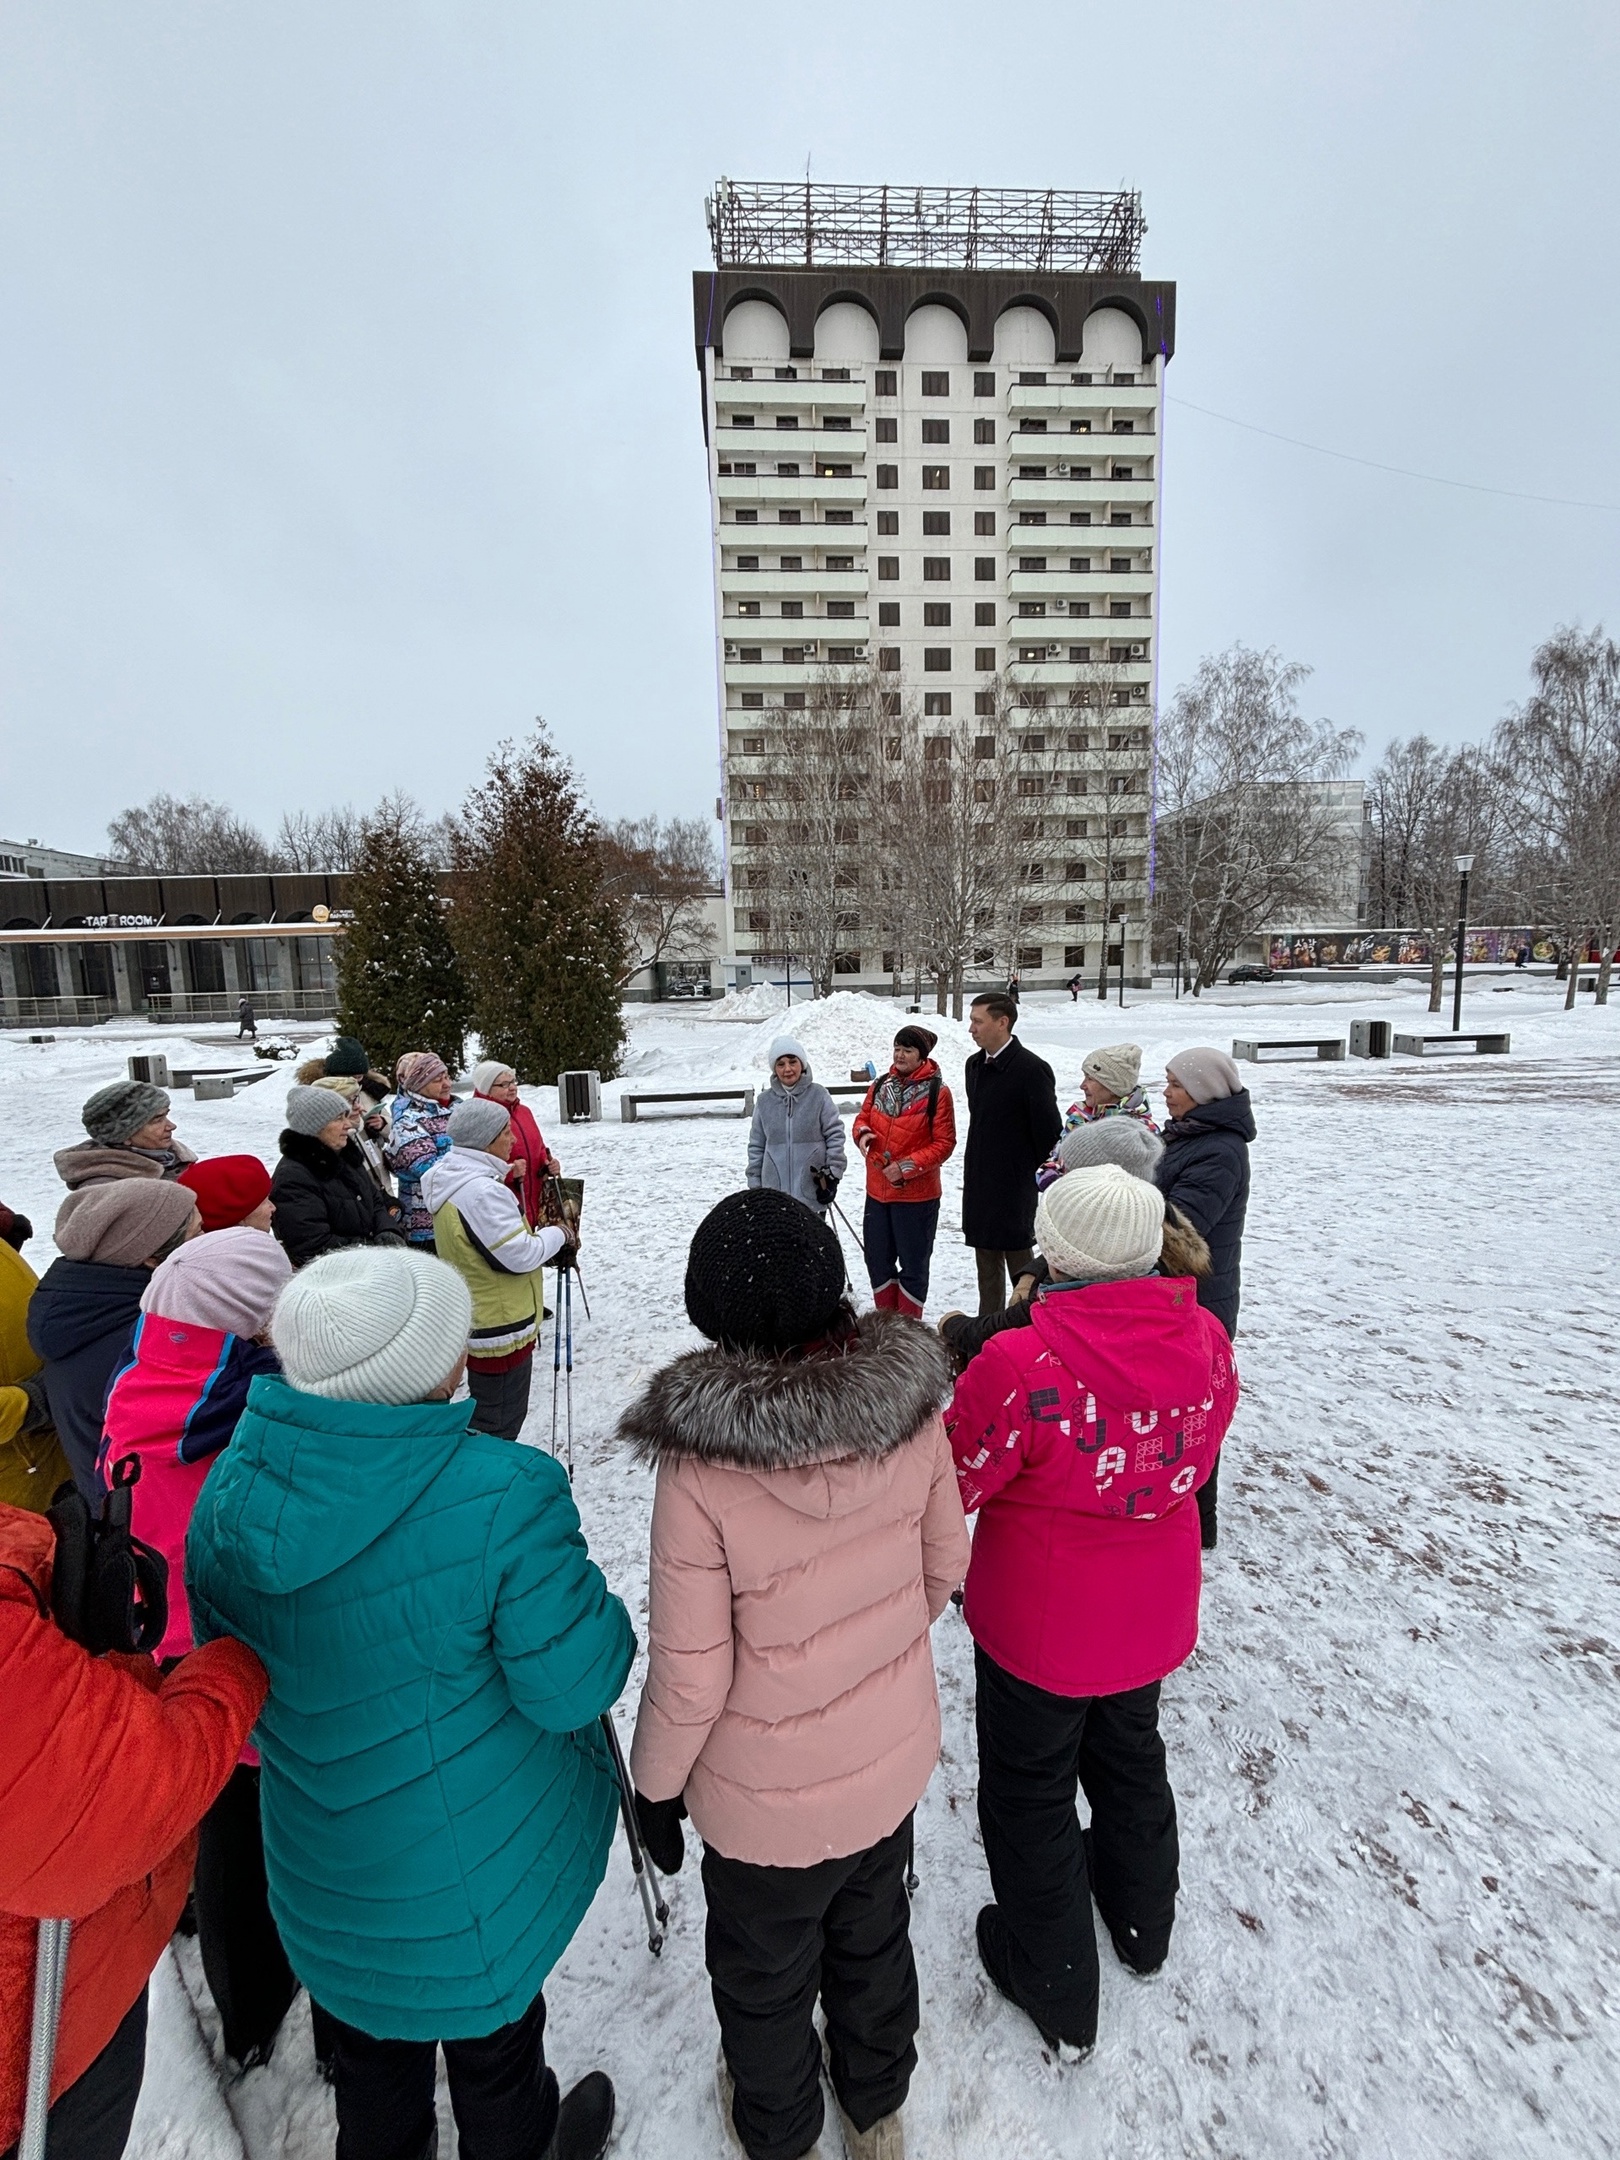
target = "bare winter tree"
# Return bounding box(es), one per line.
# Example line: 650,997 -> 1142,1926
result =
1368,737 -> 1507,1012
107,792 -> 278,874
1154,646 -> 1363,993
1494,624 -> 1620,1006
600,815 -> 720,990
274,805 -> 363,871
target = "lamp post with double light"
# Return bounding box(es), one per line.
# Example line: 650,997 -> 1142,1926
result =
1452,854 -> 1475,1033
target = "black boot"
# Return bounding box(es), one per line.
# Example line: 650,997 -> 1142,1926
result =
1083,1828 -> 1171,1976
975,1907 -> 1093,2058
543,2072 -> 615,2160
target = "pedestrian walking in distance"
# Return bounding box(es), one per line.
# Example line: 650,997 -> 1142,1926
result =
421,1095 -> 575,1443
1156,1047 -> 1255,1550
186,1244 -> 632,2160
961,994 -> 1061,1316
852,1025 -> 957,1319
746,1035 -> 846,1218
621,1189 -> 968,2160
237,994 -> 257,1040
945,1166 -> 1237,2058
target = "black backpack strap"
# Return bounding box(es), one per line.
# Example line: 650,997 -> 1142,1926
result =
46,1457 -> 169,1654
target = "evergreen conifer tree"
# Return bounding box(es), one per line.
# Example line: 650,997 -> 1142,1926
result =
450,727 -> 627,1082
335,795 -> 471,1076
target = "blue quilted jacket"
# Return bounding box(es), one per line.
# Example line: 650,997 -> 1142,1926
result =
186,1375 -> 635,2039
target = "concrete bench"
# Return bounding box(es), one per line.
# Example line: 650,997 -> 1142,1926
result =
1391,1031 -> 1511,1057
621,1086 -> 756,1124
1232,1036 -> 1346,1063
191,1068 -> 276,1101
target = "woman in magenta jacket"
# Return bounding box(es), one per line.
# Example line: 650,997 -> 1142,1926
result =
945,1164 -> 1237,2057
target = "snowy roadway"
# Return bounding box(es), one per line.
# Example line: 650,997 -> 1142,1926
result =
4,977 -> 1616,2160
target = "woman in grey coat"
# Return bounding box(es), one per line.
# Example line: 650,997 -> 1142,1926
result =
745,1035 -> 847,1216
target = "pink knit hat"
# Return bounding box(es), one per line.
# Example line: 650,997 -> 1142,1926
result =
396,1051 -> 449,1097
142,1224 -> 292,1338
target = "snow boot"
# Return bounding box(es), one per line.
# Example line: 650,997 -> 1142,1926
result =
833,2102 -> 906,2159
1082,1828 -> 1171,1976
871,1282 -> 901,1313
542,2071 -> 615,2160
715,2046 -> 825,2159
974,1906 -> 1093,2062
895,1289 -> 924,1322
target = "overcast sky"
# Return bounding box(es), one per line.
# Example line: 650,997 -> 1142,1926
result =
3,1 -> 1617,857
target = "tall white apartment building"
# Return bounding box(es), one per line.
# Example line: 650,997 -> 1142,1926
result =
694,182 -> 1176,991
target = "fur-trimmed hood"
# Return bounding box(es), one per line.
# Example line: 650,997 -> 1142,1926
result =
621,1308 -> 950,1477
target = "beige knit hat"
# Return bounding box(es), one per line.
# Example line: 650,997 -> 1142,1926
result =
1036,1164 -> 1165,1283
1082,1043 -> 1142,1100
271,1246 -> 471,1404
55,1180 -> 199,1268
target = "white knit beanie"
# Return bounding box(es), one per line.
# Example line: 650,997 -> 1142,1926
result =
470,1059 -> 516,1095
1036,1164 -> 1165,1283
271,1246 -> 472,1404
1082,1043 -> 1142,1100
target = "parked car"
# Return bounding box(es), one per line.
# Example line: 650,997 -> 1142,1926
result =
1226,964 -> 1277,984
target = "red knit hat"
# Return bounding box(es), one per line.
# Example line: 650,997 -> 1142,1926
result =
177,1154 -> 273,1233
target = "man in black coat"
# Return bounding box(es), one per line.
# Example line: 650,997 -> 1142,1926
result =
1155,1046 -> 1255,1549
269,1085 -> 404,1270
962,993 -> 1062,1315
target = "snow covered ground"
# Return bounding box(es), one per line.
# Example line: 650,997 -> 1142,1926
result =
5,975 -> 1617,2160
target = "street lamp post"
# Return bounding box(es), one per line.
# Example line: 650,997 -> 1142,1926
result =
1451,854 -> 1474,1033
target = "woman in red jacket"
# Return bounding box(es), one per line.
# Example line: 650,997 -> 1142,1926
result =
470,1061 -> 559,1232
851,1026 -> 958,1320
0,1506 -> 264,2160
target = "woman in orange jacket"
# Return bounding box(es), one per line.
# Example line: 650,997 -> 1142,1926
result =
0,1505 -> 265,2160
851,1026 -> 958,1320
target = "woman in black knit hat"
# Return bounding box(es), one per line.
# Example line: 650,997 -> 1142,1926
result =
850,1026 -> 957,1321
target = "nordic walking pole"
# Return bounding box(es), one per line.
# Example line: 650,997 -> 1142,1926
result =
549,1280 -> 562,1462
563,1266 -> 575,1481
569,1258 -> 591,1322
20,1918 -> 72,2160
599,1713 -> 668,1955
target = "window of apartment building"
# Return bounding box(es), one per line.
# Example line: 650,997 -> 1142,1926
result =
973,418 -> 995,445
739,734 -> 766,755
975,646 -> 996,669
736,554 -> 760,572
1071,601 -> 1091,618
974,602 -> 995,626
923,647 -> 951,670
739,646 -> 762,663
1069,646 -> 1092,663
921,735 -> 952,761
877,465 -> 898,488
1071,465 -> 1093,480
875,416 -> 898,443
1112,465 -> 1134,480
879,647 -> 901,671
1019,510 -> 1047,526
726,461 -> 757,475
784,690 -> 806,708
1018,645 -> 1046,663
921,370 -> 949,395
879,601 -> 900,626
826,554 -> 854,571
922,466 -> 950,490
1109,556 -> 1132,574
974,371 -> 995,395
1071,510 -> 1092,526
734,508 -> 758,523
827,644 -> 859,661
879,689 -> 900,715
1019,601 -> 1047,618
1111,420 -> 1134,435
1019,555 -> 1047,572
922,511 -> 950,536
924,602 -> 951,627
1021,864 -> 1045,883
1018,370 -> 1047,386
825,508 -> 854,524
1019,905 -> 1043,924
779,507 -> 801,523
1071,372 -> 1092,385
923,556 -> 950,580
878,556 -> 899,580
1110,602 -> 1132,619
974,511 -> 996,537
781,599 -> 804,619
729,366 -> 753,380
974,466 -> 996,490
1070,418 -> 1091,434
776,414 -> 799,430
974,731 -> 995,754
783,645 -> 805,663
975,557 -> 996,580
924,693 -> 952,717
875,369 -> 897,396
1023,731 -> 1047,750
731,414 -> 755,429
1064,862 -> 1087,884
1018,777 -> 1044,797
1069,556 -> 1091,573
739,691 -> 764,709
1018,418 -> 1048,434
1066,818 -> 1087,837
922,418 -> 950,444
817,462 -> 852,479
779,554 -> 802,571
776,462 -> 800,476
1109,511 -> 1132,527
1064,944 -> 1086,968
877,510 -> 899,535
827,600 -> 855,619
747,910 -> 770,932
1018,465 -> 1047,480
821,366 -> 850,382
823,414 -> 852,430
737,600 -> 761,618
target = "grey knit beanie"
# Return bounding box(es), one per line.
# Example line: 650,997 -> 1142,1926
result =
55,1179 -> 198,1268
82,1079 -> 169,1146
447,1097 -> 511,1152
1166,1047 -> 1243,1105
285,1084 -> 353,1138
1054,1115 -> 1164,1182
272,1246 -> 472,1404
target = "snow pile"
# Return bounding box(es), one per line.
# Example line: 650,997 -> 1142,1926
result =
700,982 -> 789,1022
744,992 -> 977,1088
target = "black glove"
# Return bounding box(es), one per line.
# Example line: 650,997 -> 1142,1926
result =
634,1789 -> 687,1875
0,1211 -> 33,1252
18,1372 -> 52,1431
811,1167 -> 840,1208
553,1231 -> 579,1271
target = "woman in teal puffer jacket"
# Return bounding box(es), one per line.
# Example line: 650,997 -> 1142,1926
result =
186,1244 -> 634,2160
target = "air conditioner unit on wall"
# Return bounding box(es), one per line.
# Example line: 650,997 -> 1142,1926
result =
1129,643 -> 1145,657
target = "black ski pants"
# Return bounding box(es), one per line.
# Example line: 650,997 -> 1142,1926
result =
195,1764 -> 297,2067
862,1197 -> 941,1306
466,1356 -> 533,1445
0,1989 -> 147,2160
703,1814 -> 918,2160
975,1645 -> 1178,2048
322,1987 -> 557,2160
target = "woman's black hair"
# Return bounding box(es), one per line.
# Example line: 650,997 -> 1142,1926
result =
893,1025 -> 937,1058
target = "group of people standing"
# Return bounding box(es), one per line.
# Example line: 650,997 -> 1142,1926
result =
3,994 -> 1258,2160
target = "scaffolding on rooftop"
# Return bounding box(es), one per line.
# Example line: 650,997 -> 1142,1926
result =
706,180 -> 1145,275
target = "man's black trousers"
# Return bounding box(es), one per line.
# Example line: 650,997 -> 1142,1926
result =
321,1988 -> 557,2160
974,1645 -> 1178,2048
195,1763 -> 298,2067
703,1814 -> 918,2160
466,1356 -> 533,1445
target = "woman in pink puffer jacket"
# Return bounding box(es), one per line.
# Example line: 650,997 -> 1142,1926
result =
946,1163 -> 1238,2062
622,1189 -> 968,2160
